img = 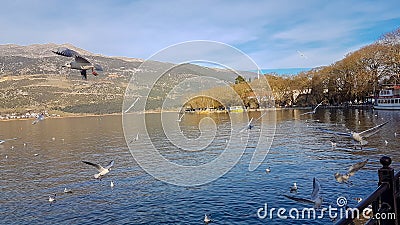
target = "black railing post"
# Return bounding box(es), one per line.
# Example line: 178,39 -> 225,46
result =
377,156 -> 397,225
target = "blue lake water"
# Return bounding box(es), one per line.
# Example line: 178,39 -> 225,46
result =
1,108 -> 399,224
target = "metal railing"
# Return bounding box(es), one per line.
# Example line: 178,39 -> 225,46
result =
335,156 -> 399,225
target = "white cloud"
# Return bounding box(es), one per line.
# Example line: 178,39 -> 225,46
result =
0,0 -> 399,69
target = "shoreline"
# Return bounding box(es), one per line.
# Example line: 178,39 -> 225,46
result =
0,105 -> 375,122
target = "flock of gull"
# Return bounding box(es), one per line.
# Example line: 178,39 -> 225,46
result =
254,101 -> 391,217
0,49 -> 394,224
1,46 -> 114,208
46,159 -> 115,204
2,100 -> 392,223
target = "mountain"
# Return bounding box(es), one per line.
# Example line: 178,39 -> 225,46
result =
0,43 -> 145,77
0,43 -> 252,116
0,43 -> 94,58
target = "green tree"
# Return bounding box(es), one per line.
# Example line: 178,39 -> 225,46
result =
235,75 -> 246,84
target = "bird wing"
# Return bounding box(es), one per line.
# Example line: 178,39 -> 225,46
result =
311,178 -> 321,200
317,128 -> 351,137
104,160 -> 114,170
82,161 -> 104,172
75,55 -> 91,64
283,195 -> 314,204
348,159 -> 368,176
52,47 -> 80,58
313,101 -> 323,111
359,121 -> 388,138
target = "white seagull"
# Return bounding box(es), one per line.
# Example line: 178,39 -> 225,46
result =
265,167 -> 271,173
284,178 -> 323,209
354,197 -> 372,216
49,194 -> 56,204
53,47 -> 103,80
318,122 -> 388,146
330,140 -> 337,148
110,181 -> 114,188
334,159 -> 368,183
82,160 -> 114,179
204,214 -> 211,224
290,183 -> 298,193
64,188 -> 72,194
300,101 -> 323,116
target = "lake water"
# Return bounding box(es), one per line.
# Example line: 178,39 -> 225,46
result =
1,108 -> 399,224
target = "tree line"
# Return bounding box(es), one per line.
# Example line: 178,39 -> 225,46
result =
184,27 -> 400,109
266,27 -> 400,107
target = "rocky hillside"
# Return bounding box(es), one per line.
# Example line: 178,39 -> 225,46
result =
0,43 -> 252,116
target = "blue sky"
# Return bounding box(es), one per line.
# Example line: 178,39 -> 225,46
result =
1,0 -> 399,70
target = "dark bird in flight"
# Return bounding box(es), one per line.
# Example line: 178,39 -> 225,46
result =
334,159 -> 368,183
52,47 -> 103,80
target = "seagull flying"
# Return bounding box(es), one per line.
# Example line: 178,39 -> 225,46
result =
318,122 -> 388,146
334,159 -> 368,183
82,160 -> 114,179
297,50 -> 308,59
284,178 -> 323,209
300,101 -> 323,116
53,47 -> 103,80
